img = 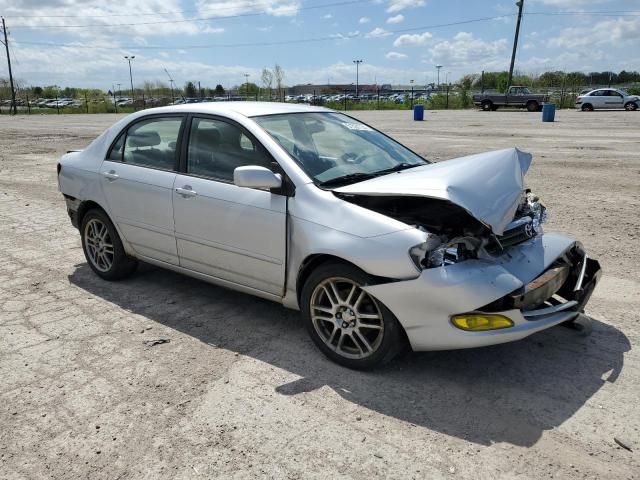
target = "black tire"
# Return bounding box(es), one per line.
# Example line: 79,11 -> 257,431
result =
80,208 -> 137,280
624,102 -> 638,111
581,103 -> 594,112
490,105 -> 499,111
481,100 -> 492,111
526,101 -> 539,112
301,261 -> 404,369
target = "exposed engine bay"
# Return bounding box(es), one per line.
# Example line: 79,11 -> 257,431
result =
336,189 -> 548,269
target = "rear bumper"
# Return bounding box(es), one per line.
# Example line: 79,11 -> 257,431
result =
363,232 -> 602,351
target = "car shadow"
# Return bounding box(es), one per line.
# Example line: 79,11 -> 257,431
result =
68,262 -> 630,447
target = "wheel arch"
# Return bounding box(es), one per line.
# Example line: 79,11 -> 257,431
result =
76,199 -> 135,257
77,199 -> 109,229
296,254 -> 412,353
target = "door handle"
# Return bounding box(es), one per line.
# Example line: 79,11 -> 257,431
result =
102,170 -> 119,181
175,186 -> 197,198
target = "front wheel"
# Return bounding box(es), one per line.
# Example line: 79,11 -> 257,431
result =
624,102 -> 638,111
81,209 -> 138,280
581,103 -> 594,112
481,100 -> 493,111
301,262 -> 404,369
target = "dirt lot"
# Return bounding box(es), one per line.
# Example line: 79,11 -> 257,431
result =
1,109 -> 639,479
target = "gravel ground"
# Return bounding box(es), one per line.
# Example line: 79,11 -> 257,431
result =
0,109 -> 638,479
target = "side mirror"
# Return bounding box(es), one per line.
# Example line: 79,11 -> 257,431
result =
234,166 -> 282,190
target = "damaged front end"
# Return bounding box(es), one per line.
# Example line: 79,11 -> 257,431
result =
336,189 -> 549,271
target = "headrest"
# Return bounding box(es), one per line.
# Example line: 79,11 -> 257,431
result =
194,127 -> 220,147
128,130 -> 161,147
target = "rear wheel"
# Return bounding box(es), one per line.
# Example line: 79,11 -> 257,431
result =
526,101 -> 539,112
81,209 -> 137,280
581,103 -> 594,112
301,262 -> 404,369
481,100 -> 493,111
624,101 -> 638,111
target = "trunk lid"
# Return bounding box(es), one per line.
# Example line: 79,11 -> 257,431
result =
334,148 -> 532,235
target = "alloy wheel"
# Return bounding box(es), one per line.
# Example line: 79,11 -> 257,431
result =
310,277 -> 384,360
84,218 -> 114,272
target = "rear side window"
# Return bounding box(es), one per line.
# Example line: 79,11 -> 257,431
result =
106,117 -> 183,171
107,134 -> 125,161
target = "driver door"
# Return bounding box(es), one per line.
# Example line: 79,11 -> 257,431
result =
173,116 -> 287,296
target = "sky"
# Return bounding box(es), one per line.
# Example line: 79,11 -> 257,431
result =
1,0 -> 640,90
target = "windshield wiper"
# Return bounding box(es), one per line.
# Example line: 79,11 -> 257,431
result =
372,162 -> 422,175
318,172 -> 378,187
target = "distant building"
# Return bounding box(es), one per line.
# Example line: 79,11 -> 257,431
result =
286,83 -> 432,95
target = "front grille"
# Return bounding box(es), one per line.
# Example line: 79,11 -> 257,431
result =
486,217 -> 535,254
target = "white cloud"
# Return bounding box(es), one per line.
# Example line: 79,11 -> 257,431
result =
196,0 -> 300,17
385,51 -> 407,60
359,17 -> 371,24
329,30 -> 360,41
386,14 -> 404,24
548,17 -> 640,49
429,32 -> 508,68
393,32 -> 432,47
530,0 -> 612,6
2,0 -> 225,37
323,13 -> 333,19
365,27 -> 392,38
387,0 -> 425,13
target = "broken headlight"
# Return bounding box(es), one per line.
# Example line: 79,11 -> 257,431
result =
409,234 -> 478,270
519,191 -> 548,234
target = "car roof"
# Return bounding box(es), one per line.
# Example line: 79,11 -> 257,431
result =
136,101 -> 332,118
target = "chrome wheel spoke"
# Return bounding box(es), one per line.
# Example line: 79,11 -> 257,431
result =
328,281 -> 342,304
310,276 -> 385,361
353,330 -> 373,353
312,304 -> 334,316
84,219 -> 113,273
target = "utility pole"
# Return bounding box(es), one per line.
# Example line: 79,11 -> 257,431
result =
353,59 -> 363,97
507,0 -> 524,89
124,55 -> 135,106
1,17 -> 17,115
436,65 -> 443,89
244,73 -> 250,99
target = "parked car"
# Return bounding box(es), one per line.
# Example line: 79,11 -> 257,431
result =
57,103 -> 601,369
473,86 -> 546,111
575,88 -> 639,111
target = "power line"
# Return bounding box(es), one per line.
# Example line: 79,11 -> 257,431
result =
4,0 -> 324,19
11,14 -> 520,50
8,0 -> 368,29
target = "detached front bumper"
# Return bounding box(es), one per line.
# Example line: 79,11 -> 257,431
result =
363,232 -> 601,351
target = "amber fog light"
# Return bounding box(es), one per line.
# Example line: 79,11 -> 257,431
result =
451,314 -> 514,331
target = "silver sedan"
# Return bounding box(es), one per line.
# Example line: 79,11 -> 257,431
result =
575,88 -> 639,111
57,103 -> 601,369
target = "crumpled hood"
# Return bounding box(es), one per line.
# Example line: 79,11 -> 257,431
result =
334,148 -> 533,235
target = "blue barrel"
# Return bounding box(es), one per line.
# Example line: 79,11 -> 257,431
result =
542,103 -> 556,122
413,105 -> 424,121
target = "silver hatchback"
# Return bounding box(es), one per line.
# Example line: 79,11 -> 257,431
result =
58,103 -> 601,368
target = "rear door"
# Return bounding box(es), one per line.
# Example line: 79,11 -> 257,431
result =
588,90 -> 606,109
101,115 -> 184,265
172,115 -> 287,296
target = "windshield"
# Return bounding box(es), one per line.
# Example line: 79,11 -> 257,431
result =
253,112 -> 428,186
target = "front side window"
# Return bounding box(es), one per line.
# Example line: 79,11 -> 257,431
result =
122,117 -> 182,170
254,112 -> 427,186
187,117 -> 272,182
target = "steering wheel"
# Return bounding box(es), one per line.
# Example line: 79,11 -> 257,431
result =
340,152 -> 367,164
